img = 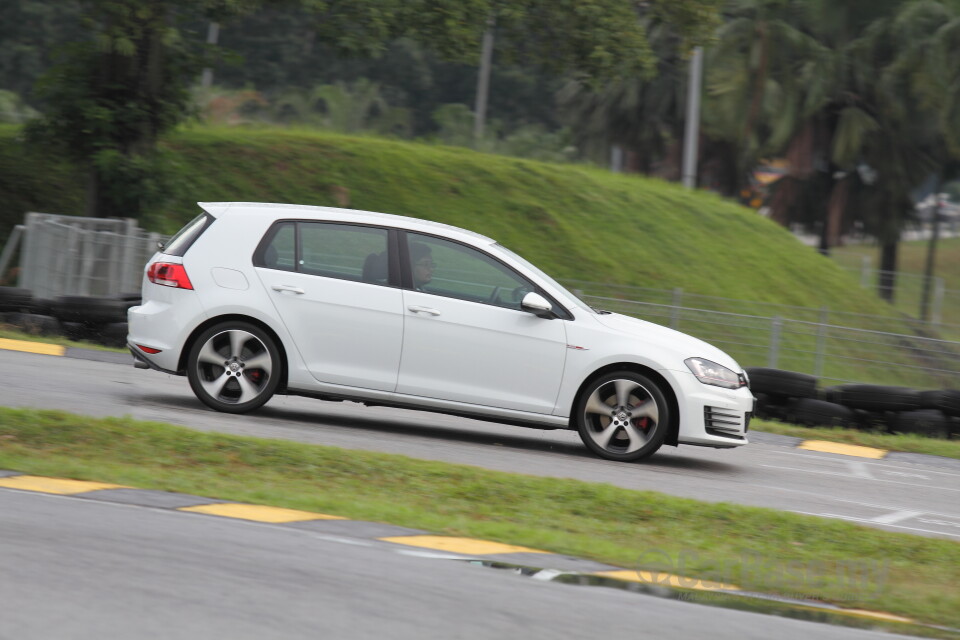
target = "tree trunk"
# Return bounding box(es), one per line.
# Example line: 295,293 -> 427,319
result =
878,241 -> 898,303
821,176 -> 849,254
85,165 -> 102,218
743,21 -> 769,144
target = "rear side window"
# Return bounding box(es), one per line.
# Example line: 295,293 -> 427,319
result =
162,212 -> 213,257
255,221 -> 392,284
300,223 -> 388,281
257,222 -> 297,271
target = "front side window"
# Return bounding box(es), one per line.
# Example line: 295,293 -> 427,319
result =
406,233 -> 533,309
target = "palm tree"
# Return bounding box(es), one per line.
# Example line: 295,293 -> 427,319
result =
701,0 -> 824,192
556,14 -> 686,175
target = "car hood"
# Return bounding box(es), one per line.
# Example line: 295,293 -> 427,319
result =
592,311 -> 743,372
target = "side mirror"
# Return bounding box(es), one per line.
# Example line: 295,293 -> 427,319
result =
521,292 -> 556,319
157,240 -> 166,251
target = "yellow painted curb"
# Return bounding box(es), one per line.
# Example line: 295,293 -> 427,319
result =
840,609 -> 913,623
0,338 -> 65,357
799,440 -> 887,459
380,535 -> 549,555
0,475 -> 127,494
178,503 -> 347,523
593,569 -> 739,592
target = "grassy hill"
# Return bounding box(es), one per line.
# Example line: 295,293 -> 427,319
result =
3,125 -> 954,386
0,125 -> 887,311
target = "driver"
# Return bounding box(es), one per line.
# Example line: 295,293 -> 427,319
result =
410,242 -> 435,291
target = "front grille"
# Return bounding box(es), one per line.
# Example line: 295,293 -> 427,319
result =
704,406 -> 748,439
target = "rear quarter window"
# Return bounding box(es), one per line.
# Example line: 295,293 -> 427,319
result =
162,212 -> 214,257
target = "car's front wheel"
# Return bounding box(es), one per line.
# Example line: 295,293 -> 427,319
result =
575,372 -> 669,462
187,321 -> 281,413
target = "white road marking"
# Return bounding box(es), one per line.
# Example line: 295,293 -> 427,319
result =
915,517 -> 960,530
791,511 -> 960,539
828,497 -> 960,520
847,461 -> 874,479
767,449 -> 960,477
881,470 -> 929,479
870,510 -> 925,525
759,464 -> 960,492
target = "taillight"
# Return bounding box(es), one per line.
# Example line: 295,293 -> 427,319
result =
147,262 -> 194,290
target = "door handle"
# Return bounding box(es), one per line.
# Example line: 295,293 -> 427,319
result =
271,284 -> 305,294
407,305 -> 440,316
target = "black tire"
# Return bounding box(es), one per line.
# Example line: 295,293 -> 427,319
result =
53,295 -> 129,325
187,321 -> 281,414
28,298 -> 55,316
95,322 -> 129,348
0,286 -> 32,313
822,385 -> 843,405
890,410 -> 951,438
60,321 -> 89,341
787,398 -> 855,428
919,390 -> 960,417
753,392 -> 792,420
575,371 -> 669,462
3,312 -> 61,336
829,384 -> 921,412
744,367 -> 817,399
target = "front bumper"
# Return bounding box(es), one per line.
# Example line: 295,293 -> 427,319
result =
665,369 -> 754,448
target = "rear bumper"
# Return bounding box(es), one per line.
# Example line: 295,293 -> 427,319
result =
127,292 -> 207,373
128,345 -> 179,375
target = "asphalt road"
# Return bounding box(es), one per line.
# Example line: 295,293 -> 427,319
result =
0,488 -> 922,640
1,349 -> 959,541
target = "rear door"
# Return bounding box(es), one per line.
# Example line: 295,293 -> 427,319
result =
254,221 -> 404,391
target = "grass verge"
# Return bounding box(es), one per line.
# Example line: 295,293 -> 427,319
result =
0,325 -> 126,353
753,418 -> 960,460
0,407 -> 957,630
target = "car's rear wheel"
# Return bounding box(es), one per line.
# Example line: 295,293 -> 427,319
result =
187,322 -> 280,413
575,372 -> 668,462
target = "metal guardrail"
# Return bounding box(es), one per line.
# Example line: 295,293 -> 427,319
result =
561,279 -> 960,336
569,290 -> 960,389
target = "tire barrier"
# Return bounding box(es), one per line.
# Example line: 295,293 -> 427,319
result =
746,366 -> 960,439
0,288 -> 138,349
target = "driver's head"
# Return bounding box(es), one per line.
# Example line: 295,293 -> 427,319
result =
410,242 -> 434,286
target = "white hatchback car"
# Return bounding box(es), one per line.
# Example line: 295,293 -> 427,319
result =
129,202 -> 753,462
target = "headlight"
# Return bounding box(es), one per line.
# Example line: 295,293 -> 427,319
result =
685,357 -> 745,390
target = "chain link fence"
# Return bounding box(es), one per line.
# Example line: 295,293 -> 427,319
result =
562,281 -> 960,389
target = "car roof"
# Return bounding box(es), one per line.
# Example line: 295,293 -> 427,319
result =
198,202 -> 496,246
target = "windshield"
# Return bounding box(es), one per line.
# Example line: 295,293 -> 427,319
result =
493,243 -> 595,313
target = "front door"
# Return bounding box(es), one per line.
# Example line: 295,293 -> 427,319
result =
397,233 -> 567,414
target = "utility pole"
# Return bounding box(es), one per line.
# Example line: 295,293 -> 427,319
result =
473,15 -> 496,144
681,47 -> 703,189
919,190 -> 943,322
200,22 -> 220,89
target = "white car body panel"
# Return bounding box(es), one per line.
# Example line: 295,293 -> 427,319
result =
257,268 -> 405,392
398,289 -> 567,413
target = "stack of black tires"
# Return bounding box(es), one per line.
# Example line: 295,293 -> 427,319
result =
0,286 -> 139,348
746,367 -> 960,439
